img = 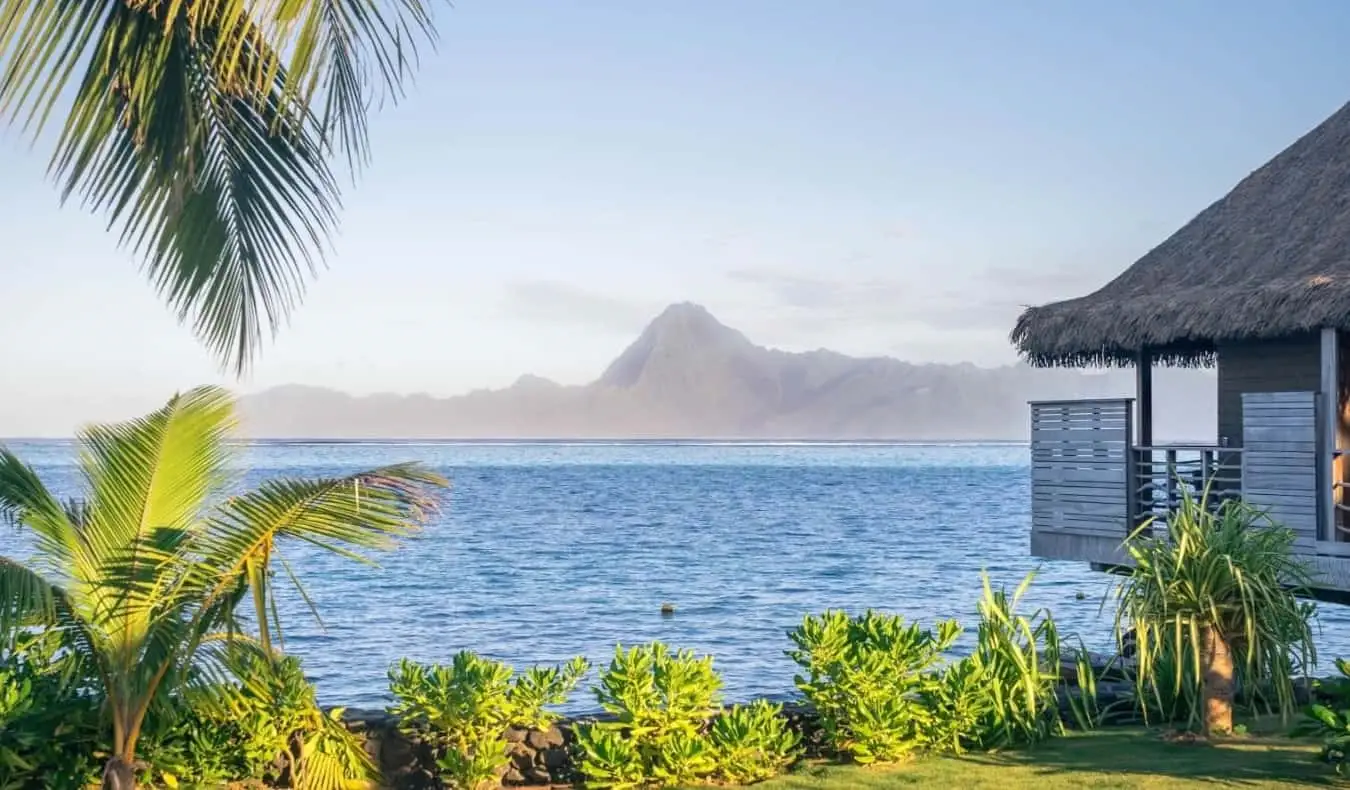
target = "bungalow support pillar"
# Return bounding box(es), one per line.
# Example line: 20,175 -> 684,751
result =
1321,327 -> 1339,543
1135,348 -> 1153,447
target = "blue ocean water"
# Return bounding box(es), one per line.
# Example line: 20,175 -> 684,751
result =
7,440 -> 1350,711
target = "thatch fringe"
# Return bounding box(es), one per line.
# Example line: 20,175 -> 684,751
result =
1010,99 -> 1350,368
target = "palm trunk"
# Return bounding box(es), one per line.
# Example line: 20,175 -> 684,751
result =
1201,624 -> 1235,736
101,755 -> 137,790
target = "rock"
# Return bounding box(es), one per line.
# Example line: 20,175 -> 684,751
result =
510,749 -> 535,772
523,765 -> 552,784
527,726 -> 565,750
541,747 -> 569,771
503,765 -> 526,785
505,727 -> 527,743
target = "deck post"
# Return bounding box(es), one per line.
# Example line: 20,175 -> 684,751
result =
1135,347 -> 1153,447
1322,328 -> 1339,543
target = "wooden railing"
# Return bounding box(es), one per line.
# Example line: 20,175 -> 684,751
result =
1130,445 -> 1243,532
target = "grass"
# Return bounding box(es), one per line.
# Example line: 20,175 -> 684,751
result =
731,728 -> 1333,789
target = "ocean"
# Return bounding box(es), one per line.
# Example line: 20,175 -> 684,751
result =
7,440 -> 1350,711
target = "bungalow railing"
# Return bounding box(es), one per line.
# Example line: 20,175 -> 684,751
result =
1129,445 -> 1243,531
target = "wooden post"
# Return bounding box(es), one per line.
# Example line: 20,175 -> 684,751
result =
1136,347 -> 1154,448
1322,328 -> 1339,543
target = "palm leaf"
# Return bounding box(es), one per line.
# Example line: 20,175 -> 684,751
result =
0,556 -> 58,637
0,0 -> 439,372
196,463 -> 446,647
0,448 -> 82,578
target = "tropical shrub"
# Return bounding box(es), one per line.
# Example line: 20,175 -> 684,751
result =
1295,657 -> 1350,775
0,629 -> 104,789
708,699 -> 800,784
0,386 -> 446,789
0,631 -> 365,790
574,643 -> 798,788
788,610 -> 959,763
964,572 -> 1069,748
389,652 -> 589,790
1114,488 -> 1317,736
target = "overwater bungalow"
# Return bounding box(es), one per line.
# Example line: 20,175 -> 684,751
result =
1012,101 -> 1350,600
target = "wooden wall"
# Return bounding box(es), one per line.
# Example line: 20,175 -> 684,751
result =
1216,334 -> 1320,448
1241,391 -> 1319,552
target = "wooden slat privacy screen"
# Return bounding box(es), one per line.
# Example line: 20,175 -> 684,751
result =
1241,391 -> 1319,553
1030,399 -> 1132,539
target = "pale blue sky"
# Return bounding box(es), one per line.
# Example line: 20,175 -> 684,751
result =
3,1 -> 1350,434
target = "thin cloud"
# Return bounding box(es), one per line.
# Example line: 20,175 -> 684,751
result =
503,281 -> 656,333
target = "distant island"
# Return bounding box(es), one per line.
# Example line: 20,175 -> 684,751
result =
238,303 -> 1217,440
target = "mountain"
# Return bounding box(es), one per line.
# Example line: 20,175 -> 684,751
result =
237,302 -> 1217,440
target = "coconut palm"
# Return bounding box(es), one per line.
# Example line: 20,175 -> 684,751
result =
1114,486 -> 1317,736
0,386 -> 448,789
0,0 -> 439,373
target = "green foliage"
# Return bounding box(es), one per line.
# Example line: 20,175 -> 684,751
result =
789,573 -> 1078,763
0,631 -> 104,790
964,572 -> 1066,749
0,387 -> 445,784
1114,489 -> 1317,732
788,610 -> 960,763
575,643 -> 799,788
1295,658 -> 1350,774
389,652 -> 589,790
708,699 -> 800,784
0,0 -> 441,373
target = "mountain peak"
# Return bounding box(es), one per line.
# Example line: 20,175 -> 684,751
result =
599,303 -> 753,388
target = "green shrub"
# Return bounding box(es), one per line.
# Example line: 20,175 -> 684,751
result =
788,573 -> 1079,762
574,643 -> 798,788
0,630 -> 104,790
1114,490 -> 1316,736
788,611 -> 959,763
708,699 -> 799,783
1295,657 -> 1350,774
0,632 -> 363,790
389,651 -> 588,790
964,571 -> 1068,749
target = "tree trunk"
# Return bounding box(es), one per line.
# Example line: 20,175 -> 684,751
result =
101,755 -> 137,790
1201,625 -> 1235,736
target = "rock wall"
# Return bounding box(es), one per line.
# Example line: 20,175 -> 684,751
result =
340,702 -> 822,790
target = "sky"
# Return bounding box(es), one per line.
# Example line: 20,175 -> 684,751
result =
3,0 -> 1350,434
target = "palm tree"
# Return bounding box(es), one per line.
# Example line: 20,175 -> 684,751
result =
0,386 -> 448,789
0,1 -> 440,373
1114,487 -> 1317,737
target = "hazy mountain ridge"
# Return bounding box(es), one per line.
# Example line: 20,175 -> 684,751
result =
238,303 -> 1217,440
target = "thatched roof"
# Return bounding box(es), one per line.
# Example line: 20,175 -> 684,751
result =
1011,100 -> 1350,368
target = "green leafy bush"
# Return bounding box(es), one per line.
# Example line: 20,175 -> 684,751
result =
789,573 -> 1079,762
389,651 -> 588,790
575,643 -> 799,788
708,699 -> 799,783
0,630 -> 104,790
0,632 -> 369,790
788,610 -> 959,763
1114,490 -> 1316,736
963,572 -> 1068,749
1295,657 -> 1350,774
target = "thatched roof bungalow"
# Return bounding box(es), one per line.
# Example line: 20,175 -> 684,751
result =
1017,101 -> 1350,600
1013,101 -> 1350,370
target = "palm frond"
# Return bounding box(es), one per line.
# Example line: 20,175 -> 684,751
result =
0,448 -> 82,576
276,0 -> 439,172
196,463 -> 446,644
78,385 -> 235,565
0,556 -> 58,637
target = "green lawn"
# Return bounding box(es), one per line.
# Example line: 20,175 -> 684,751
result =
738,728 -> 1335,789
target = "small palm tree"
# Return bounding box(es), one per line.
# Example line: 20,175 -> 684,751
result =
1114,486 -> 1317,736
0,386 -> 448,789
0,0 -> 440,373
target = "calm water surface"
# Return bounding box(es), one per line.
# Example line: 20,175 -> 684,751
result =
9,440 -> 1350,711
